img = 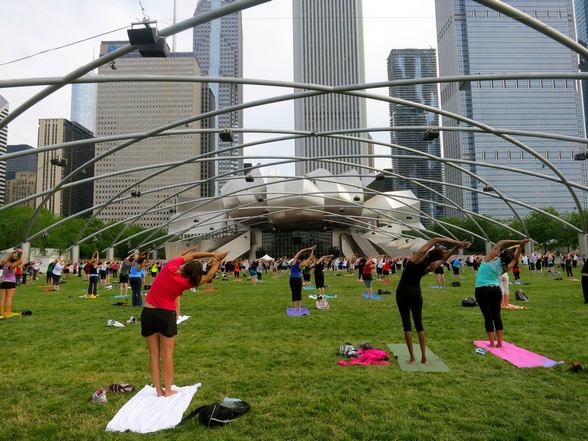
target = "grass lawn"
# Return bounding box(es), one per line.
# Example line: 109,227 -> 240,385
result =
1,267 -> 587,440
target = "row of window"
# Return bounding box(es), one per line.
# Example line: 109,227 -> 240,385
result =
480,150 -> 577,160
469,9 -> 564,19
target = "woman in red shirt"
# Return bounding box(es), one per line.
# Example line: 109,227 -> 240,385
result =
141,248 -> 228,397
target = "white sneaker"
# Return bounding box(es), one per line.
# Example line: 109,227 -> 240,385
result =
126,316 -> 137,324
91,388 -> 107,404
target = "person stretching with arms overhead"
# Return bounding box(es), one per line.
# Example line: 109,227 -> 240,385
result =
396,237 -> 470,365
141,248 -> 228,397
474,239 -> 529,348
289,245 -> 315,311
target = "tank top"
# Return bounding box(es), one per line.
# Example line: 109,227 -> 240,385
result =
1,263 -> 17,283
314,262 -> 324,275
397,260 -> 429,287
290,260 -> 302,278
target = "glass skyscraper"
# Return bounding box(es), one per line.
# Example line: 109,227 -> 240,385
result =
193,0 -> 243,194
388,49 -> 444,223
435,0 -> 587,218
293,0 -> 368,176
71,72 -> 97,134
575,0 -> 588,135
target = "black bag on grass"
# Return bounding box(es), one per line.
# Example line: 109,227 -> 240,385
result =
451,281 -> 461,287
461,297 -> 477,307
515,289 -> 529,301
184,400 -> 250,427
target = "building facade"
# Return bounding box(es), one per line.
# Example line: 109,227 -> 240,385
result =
293,0 -> 368,176
6,171 -> 37,207
575,0 -> 588,135
6,144 -> 36,180
436,0 -> 587,218
0,95 -> 8,204
200,85 -> 216,198
388,49 -> 444,223
71,72 -> 97,134
36,118 -> 94,217
94,41 -> 202,228
193,0 -> 243,193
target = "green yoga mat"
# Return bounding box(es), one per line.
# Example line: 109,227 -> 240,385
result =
387,344 -> 450,372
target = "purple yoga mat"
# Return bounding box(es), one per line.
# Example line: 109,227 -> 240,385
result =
473,341 -> 557,368
287,307 -> 310,316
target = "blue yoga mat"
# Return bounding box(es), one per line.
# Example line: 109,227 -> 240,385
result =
287,307 -> 310,316
361,293 -> 382,299
429,285 -> 445,289
112,295 -> 128,299
303,286 -> 316,290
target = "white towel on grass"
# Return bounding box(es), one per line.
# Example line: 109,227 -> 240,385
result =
105,383 -> 200,433
176,315 -> 190,325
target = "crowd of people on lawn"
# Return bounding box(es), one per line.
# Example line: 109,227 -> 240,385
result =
2,240 -> 588,396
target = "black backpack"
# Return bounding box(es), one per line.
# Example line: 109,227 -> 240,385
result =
184,400 -> 250,427
451,281 -> 461,287
461,297 -> 478,307
515,289 -> 529,301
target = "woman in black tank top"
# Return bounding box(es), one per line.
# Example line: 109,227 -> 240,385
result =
396,237 -> 470,365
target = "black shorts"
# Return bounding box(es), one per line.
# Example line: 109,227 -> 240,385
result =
0,281 -> 16,289
119,274 -> 129,284
52,274 -> 61,284
99,270 -> 107,280
315,274 -> 325,289
452,267 -> 460,276
434,266 -> 444,275
141,307 -> 177,338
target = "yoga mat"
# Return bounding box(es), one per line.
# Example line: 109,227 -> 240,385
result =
361,293 -> 382,299
387,344 -> 450,372
106,384 -> 200,433
473,341 -> 557,368
303,286 -> 316,290
112,295 -> 128,299
429,285 -> 445,289
286,307 -> 310,316
308,294 -> 337,299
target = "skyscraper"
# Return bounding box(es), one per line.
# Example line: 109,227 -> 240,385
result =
435,0 -> 586,218
293,0 -> 368,176
94,41 -> 202,228
575,0 -> 588,135
71,72 -> 97,134
193,0 -> 243,193
0,95 -> 8,204
36,118 -> 94,217
388,49 -> 443,223
6,144 -> 36,180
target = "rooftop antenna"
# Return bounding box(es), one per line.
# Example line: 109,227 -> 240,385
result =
138,0 -> 149,22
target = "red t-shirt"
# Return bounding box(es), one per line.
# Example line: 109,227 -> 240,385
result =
145,257 -> 192,311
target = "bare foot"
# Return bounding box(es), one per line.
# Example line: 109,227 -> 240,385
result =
155,388 -> 165,397
407,359 -> 416,365
496,343 -> 503,348
164,389 -> 178,397
421,359 -> 430,365
487,342 -> 495,348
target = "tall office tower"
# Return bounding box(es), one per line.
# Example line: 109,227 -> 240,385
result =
36,119 -> 94,217
94,41 -> 202,229
388,49 -> 443,223
436,0 -> 586,218
575,0 -> 588,135
6,144 -> 37,206
0,95 -> 8,204
71,72 -> 97,134
293,0 -> 368,176
6,144 -> 36,180
193,0 -> 243,193
200,85 -> 216,198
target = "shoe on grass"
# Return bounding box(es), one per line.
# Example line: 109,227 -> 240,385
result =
91,388 -> 107,404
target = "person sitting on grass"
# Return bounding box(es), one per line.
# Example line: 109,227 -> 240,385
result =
141,248 -> 228,397
396,237 -> 470,365
1,249 -> 25,319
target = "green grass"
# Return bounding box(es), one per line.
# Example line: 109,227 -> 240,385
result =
1,268 -> 587,441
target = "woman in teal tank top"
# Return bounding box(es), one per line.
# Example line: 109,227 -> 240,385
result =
474,239 -> 529,348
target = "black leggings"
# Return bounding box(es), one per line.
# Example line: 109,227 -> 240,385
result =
88,275 -> 98,295
582,276 -> 588,303
130,277 -> 143,307
289,277 -> 302,302
566,265 -> 573,277
475,285 -> 503,332
396,285 -> 424,332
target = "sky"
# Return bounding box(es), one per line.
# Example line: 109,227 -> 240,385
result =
0,0 -> 437,175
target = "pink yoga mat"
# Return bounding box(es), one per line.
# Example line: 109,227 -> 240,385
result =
473,341 -> 557,368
